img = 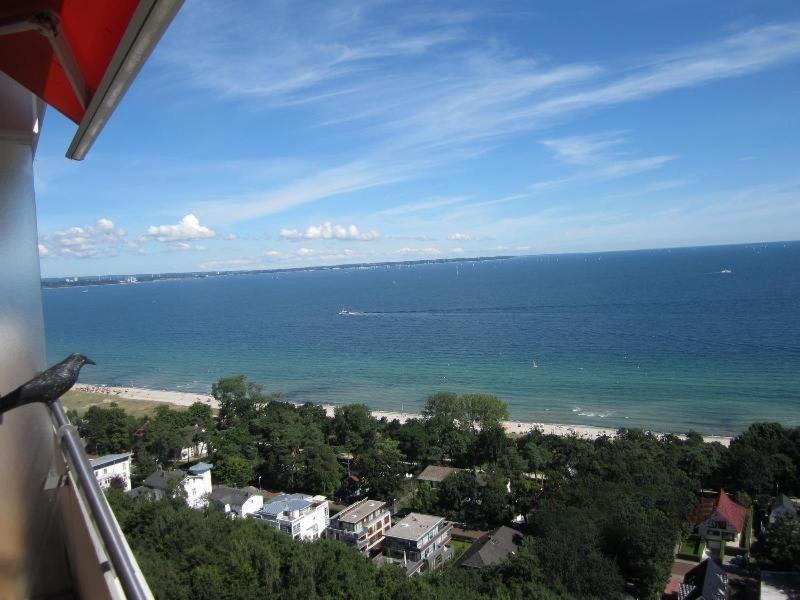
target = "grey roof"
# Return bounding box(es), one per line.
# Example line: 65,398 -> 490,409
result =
771,494 -> 797,514
417,465 -> 459,483
454,526 -> 523,569
417,465 -> 488,487
89,453 -> 132,469
209,486 -> 257,507
143,469 -> 185,491
385,513 -> 444,541
261,493 -> 313,517
188,462 -> 213,475
678,559 -> 727,600
334,499 -> 389,524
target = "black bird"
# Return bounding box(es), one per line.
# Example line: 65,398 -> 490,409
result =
0,353 -> 95,415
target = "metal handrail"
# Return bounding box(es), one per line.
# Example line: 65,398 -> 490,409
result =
50,400 -> 149,600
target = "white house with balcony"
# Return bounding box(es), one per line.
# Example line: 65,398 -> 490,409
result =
89,453 -> 132,491
141,462 -> 213,509
252,493 -> 329,541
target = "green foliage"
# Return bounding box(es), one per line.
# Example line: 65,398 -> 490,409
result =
79,403 -> 137,454
723,423 -> 800,495
360,437 -> 406,500
87,377 -> 800,600
754,516 -> 800,570
212,374 -> 276,427
331,404 -> 377,453
214,455 -> 254,487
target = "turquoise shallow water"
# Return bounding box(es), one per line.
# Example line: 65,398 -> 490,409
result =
43,242 -> 800,435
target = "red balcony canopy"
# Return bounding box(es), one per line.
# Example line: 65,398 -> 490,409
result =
0,0 -> 182,159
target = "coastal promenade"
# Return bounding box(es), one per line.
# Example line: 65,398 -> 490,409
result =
71,384 -> 732,446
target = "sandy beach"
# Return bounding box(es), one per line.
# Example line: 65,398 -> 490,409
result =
72,383 -> 732,446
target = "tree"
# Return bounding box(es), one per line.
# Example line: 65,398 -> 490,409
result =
462,394 -> 508,432
755,517 -> 800,570
299,442 -> 342,496
360,438 -> 406,500
215,455 -> 254,487
212,375 -> 275,427
79,404 -> 136,454
331,404 -> 377,453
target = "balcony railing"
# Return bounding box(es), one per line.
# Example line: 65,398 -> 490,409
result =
49,399 -> 152,599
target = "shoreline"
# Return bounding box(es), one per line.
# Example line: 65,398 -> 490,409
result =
71,383 -> 732,446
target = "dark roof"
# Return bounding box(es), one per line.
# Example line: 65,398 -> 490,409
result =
209,486 -> 257,507
678,559 -> 727,600
417,465 -> 488,487
89,453 -> 132,469
417,465 -> 459,483
127,486 -> 155,500
454,526 -> 523,569
143,469 -> 185,491
187,462 -> 213,475
771,494 -> 797,514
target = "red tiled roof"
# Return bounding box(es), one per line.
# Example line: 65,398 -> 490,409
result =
715,490 -> 747,533
688,490 -> 747,533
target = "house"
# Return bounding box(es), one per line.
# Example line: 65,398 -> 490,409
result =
453,526 -> 523,569
677,559 -> 728,600
381,513 -> 453,576
689,490 -> 748,557
180,440 -> 209,463
416,465 -> 509,492
769,495 -> 798,524
141,462 -> 213,509
89,453 -> 132,491
326,498 -> 392,555
416,465 -> 461,488
208,485 -> 263,518
252,493 -> 329,541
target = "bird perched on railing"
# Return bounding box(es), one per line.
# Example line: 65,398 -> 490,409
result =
0,353 -> 95,415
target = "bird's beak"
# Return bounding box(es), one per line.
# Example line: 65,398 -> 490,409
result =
84,357 -> 96,365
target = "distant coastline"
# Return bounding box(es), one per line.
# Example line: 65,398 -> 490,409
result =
41,255 -> 514,289
71,383 -> 733,446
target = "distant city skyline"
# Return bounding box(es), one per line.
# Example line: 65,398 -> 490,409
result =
34,0 -> 800,277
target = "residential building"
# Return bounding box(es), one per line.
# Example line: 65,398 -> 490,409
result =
209,486 -> 264,518
417,465 -> 510,492
180,439 -> 209,463
769,494 -> 798,524
689,490 -> 748,558
252,493 -> 330,541
382,513 -> 453,576
677,559 -> 727,600
89,453 -> 132,491
326,498 -> 392,555
141,462 -> 213,509
453,526 -> 523,569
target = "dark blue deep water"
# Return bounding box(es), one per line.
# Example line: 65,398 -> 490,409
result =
44,242 -> 800,435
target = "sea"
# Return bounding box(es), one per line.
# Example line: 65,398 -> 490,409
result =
43,242 -> 800,436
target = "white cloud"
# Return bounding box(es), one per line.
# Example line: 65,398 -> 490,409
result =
447,232 -> 472,241
377,196 -> 468,216
164,11 -> 800,226
39,218 -> 127,259
396,246 -> 441,256
280,221 -> 380,241
146,214 -> 216,243
451,247 -> 465,254
535,132 -> 675,188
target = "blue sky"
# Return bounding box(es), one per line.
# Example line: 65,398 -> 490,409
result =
35,0 -> 800,277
